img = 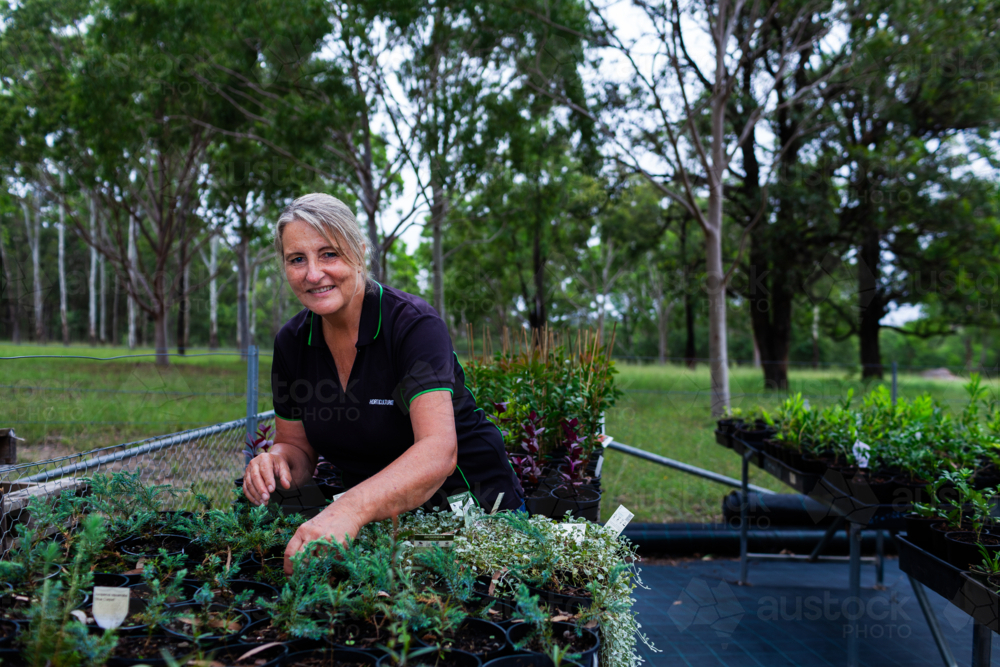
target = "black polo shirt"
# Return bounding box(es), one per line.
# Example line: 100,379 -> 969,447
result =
271,281 -> 523,511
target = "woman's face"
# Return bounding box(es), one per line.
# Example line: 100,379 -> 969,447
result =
281,220 -> 364,317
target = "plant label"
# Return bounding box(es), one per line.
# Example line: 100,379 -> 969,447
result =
556,523 -> 586,544
605,505 -> 634,537
594,455 -> 604,477
491,492 -> 505,514
598,434 -> 614,448
411,534 -> 455,551
92,587 -> 130,630
448,491 -> 475,516
333,491 -> 347,501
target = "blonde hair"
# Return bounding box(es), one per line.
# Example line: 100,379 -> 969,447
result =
275,194 -> 371,287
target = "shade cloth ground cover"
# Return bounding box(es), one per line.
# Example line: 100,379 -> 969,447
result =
633,557 -> 994,667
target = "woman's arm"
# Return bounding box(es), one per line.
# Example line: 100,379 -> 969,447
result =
243,417 -> 318,505
282,390 -> 457,573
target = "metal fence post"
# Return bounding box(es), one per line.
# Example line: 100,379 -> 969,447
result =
891,361 -> 898,405
245,345 -> 259,467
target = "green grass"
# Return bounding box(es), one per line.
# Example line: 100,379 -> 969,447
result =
599,364 -> 976,523
0,342 -> 270,462
1,342 -> 980,522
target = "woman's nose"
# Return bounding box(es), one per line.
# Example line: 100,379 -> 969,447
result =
304,257 -> 324,283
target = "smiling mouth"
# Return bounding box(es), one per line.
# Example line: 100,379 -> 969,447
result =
308,286 -> 336,294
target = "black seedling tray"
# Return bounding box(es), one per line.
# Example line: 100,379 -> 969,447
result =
898,535 -> 1000,633
719,432 -> 909,530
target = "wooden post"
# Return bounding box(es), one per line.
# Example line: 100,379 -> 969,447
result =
0,428 -> 21,467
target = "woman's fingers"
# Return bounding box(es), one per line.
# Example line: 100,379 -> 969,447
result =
275,456 -> 292,490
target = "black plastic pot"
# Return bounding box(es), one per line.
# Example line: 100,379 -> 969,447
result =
0,619 -> 23,648
106,634 -> 202,666
416,618 -> 510,663
549,486 -> 600,523
472,597 -> 520,629
944,531 -> 1000,570
118,534 -> 192,559
160,603 -> 250,644
285,648 -> 378,666
525,581 -> 592,614
129,581 -> 202,606
505,622 -> 598,667
523,492 -> 558,518
0,648 -> 25,667
93,573 -> 131,588
376,648 -> 481,667
903,515 -> 940,551
207,641 -> 288,667
483,654 -> 582,667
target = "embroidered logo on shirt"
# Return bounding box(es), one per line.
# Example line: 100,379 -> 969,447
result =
369,399 -> 395,406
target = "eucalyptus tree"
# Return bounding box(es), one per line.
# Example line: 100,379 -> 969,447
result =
811,0 -> 1000,378
534,0 -> 844,413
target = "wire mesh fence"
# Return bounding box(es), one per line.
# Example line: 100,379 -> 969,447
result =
0,411 -> 272,559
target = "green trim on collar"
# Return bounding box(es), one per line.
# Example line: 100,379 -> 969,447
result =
308,311 -> 315,346
373,281 -> 384,340
408,387 -> 454,405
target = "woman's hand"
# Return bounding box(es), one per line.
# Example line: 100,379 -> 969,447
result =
283,505 -> 362,575
243,451 -> 293,506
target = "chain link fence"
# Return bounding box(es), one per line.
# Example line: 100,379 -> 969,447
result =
0,410 -> 273,559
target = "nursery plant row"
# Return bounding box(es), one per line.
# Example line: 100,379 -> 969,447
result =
0,471 -> 650,667
718,375 -> 1000,625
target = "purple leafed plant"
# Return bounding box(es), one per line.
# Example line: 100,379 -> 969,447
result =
558,418 -> 587,491
243,424 -> 274,459
507,410 -> 546,488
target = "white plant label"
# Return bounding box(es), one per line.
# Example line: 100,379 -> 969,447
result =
411,536 -> 455,550
448,491 -> 475,517
92,587 -> 130,630
333,491 -> 347,501
491,492 -> 505,514
852,440 -> 871,468
598,434 -> 614,448
556,523 -> 586,544
594,455 -> 604,478
605,505 -> 634,537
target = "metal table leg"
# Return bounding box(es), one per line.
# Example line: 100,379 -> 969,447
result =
848,522 -> 861,667
739,452 -> 750,585
808,515 -> 845,562
972,621 -> 992,667
908,576 -> 958,667
875,529 -> 884,586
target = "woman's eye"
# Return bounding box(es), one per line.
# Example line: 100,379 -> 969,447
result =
323,252 -> 338,259
288,257 -> 303,264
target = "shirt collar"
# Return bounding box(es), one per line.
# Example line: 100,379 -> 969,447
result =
307,281 -> 383,348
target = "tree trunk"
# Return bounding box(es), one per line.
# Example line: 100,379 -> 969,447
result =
176,219 -> 188,356
112,273 -> 120,346
250,262 -> 259,345
22,200 -> 44,342
684,291 -> 696,369
431,181 -> 446,319
858,224 -> 883,379
207,235 -> 219,349
706,47 -> 731,415
812,305 -> 820,368
752,334 -> 761,368
0,217 -> 18,343
154,303 -> 169,367
88,195 -> 98,345
127,213 -> 137,350
705,222 -> 730,415
236,235 -> 250,356
58,171 -> 69,345
99,208 -> 107,343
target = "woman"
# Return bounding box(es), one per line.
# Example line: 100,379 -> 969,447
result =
243,193 -> 523,573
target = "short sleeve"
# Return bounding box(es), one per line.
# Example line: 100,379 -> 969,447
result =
391,313 -> 456,414
271,347 -> 301,421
